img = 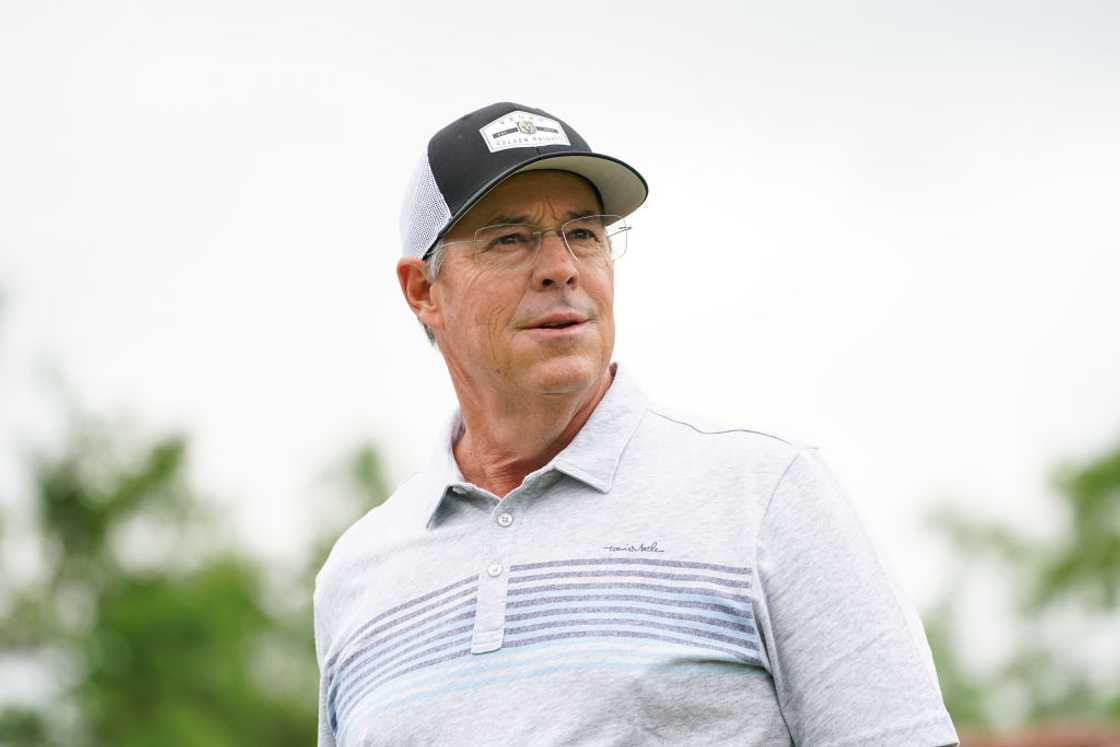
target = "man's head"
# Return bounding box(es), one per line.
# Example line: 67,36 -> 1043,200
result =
399,169 -> 618,398
396,102 -> 647,401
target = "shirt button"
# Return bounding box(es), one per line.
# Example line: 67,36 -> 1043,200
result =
496,511 -> 514,527
487,562 -> 503,577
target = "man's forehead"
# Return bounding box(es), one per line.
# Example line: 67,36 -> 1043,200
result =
481,170 -> 600,205
461,171 -> 602,225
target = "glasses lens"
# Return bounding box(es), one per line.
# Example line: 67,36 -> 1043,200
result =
562,215 -> 628,261
472,224 -> 537,263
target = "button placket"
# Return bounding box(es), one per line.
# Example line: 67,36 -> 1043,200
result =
470,561 -> 508,654
469,500 -> 521,655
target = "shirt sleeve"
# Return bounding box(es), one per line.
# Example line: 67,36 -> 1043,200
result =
314,580 -> 338,747
752,447 -> 960,747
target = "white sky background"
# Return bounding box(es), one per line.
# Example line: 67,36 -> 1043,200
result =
1,0 -> 1118,648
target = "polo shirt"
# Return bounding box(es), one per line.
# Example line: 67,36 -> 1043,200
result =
313,364 -> 959,746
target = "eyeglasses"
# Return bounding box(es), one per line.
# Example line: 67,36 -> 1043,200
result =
440,214 -> 630,270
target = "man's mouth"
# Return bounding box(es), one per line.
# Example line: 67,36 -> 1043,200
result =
525,312 -> 589,330
537,320 -> 582,329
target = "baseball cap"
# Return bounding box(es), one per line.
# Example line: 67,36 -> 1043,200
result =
399,101 -> 648,259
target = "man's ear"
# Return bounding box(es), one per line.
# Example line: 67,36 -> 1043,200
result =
397,258 -> 442,331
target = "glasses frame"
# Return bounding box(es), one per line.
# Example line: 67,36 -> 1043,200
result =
439,213 -> 631,267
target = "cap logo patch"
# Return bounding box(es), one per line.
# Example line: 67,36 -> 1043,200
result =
480,110 -> 570,153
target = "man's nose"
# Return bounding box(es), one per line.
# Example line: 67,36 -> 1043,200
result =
530,230 -> 579,289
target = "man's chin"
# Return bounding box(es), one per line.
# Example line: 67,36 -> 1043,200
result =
519,356 -> 605,397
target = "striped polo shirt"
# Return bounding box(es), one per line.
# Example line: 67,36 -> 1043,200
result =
313,365 -> 959,746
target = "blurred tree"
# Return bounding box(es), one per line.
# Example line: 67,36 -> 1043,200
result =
925,437 -> 1120,733
0,402 -> 388,746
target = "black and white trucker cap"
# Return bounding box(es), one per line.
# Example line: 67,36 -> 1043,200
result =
399,102 -> 649,259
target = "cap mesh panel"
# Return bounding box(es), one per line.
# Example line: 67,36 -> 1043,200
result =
399,153 -> 452,259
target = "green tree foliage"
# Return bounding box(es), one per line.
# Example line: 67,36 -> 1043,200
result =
0,407 -> 388,746
925,437 -> 1120,729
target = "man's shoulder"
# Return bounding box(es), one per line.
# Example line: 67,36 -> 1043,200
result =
313,471 -> 427,597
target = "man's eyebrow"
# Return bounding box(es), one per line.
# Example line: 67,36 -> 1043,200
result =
565,209 -> 600,220
485,213 -> 531,225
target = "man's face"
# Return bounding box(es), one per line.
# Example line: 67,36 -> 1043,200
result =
429,170 -> 615,400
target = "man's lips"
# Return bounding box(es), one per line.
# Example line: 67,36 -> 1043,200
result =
521,312 -> 590,330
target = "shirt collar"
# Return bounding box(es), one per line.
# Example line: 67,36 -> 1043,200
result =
414,363 -> 649,529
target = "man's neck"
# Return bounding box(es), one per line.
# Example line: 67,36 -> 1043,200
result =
451,366 -> 615,498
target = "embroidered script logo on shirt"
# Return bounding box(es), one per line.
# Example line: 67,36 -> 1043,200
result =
602,541 -> 665,553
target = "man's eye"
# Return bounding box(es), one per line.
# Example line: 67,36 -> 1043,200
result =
566,227 -> 600,242
483,231 -> 532,252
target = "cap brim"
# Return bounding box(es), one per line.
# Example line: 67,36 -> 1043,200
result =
438,152 -> 648,243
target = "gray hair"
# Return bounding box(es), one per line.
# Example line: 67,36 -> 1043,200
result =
420,240 -> 448,345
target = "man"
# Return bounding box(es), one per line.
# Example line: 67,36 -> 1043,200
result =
314,102 -> 959,746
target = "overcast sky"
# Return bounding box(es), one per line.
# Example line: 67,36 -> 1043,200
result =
2,0 -> 1118,636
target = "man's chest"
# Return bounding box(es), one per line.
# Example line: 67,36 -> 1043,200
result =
320,479 -> 789,746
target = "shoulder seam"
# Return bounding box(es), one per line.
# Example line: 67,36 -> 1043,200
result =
647,407 -> 796,446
